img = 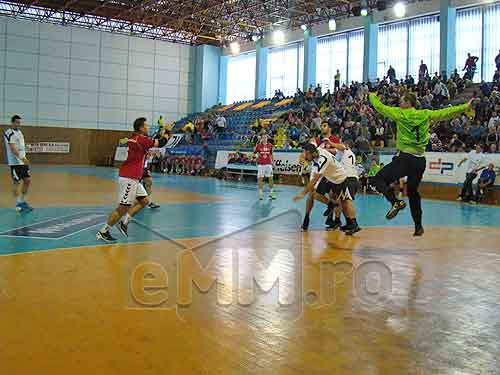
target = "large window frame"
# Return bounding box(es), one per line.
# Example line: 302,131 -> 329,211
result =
225,51 -> 256,104
266,41 -> 304,98
456,3 -> 500,82
316,29 -> 364,91
377,14 -> 440,81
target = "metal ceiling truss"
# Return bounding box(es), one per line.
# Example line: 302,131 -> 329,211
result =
0,0 -> 397,45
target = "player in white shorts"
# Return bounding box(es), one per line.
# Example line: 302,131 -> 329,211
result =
294,143 -> 360,235
254,135 -> 276,200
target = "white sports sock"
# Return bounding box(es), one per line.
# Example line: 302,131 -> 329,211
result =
20,193 -> 26,202
122,213 -> 131,225
100,224 -> 111,233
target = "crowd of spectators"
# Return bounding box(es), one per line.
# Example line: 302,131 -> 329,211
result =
246,61 -> 500,155
174,52 -> 500,155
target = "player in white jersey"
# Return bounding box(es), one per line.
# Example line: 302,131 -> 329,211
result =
324,140 -> 360,232
141,151 -> 160,209
3,115 -> 33,212
294,143 -> 360,235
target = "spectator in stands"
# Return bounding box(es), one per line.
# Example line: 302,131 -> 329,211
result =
448,79 -> 458,100
334,70 -> 341,92
418,60 -> 428,82
489,143 -> 498,153
387,65 -> 396,84
429,133 -> 443,151
215,114 -> 226,133
457,144 -> 487,202
488,111 -> 500,131
473,163 -> 497,203
494,70 -> 500,86
463,53 -> 479,80
486,127 -> 499,148
157,115 -> 165,128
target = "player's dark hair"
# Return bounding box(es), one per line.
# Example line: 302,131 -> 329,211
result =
403,93 -> 417,107
11,114 -> 21,123
133,117 -> 147,132
344,139 -> 354,149
303,143 -> 317,153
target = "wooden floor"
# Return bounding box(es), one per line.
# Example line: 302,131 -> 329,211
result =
1,166 -> 500,375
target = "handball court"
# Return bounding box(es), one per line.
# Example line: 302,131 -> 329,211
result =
1,165 -> 500,375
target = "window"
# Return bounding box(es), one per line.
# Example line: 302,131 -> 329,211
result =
348,30 -> 364,83
266,42 -> 304,98
483,3 -> 500,82
456,7 -> 482,82
316,29 -> 364,90
378,15 -> 440,80
377,21 -> 408,80
408,15 -> 440,79
226,52 -> 256,104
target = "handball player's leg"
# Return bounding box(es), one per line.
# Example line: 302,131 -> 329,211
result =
374,157 -> 407,220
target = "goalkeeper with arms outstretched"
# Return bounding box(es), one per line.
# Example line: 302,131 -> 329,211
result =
369,92 -> 473,236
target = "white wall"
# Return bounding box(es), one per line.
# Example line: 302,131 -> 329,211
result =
0,16 -> 195,130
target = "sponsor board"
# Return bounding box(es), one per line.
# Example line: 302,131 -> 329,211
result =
26,142 -> 70,153
381,152 -> 500,185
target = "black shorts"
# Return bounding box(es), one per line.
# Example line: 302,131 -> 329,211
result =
142,168 -> 152,179
331,178 -> 357,201
10,165 -> 30,182
315,177 -> 333,195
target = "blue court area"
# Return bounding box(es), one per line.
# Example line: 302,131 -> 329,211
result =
1,165 -> 500,255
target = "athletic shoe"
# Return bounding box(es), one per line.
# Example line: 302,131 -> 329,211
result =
344,224 -> 361,236
386,200 -> 406,220
15,203 -> 23,212
302,215 -> 310,231
148,202 -> 160,209
96,230 -> 117,242
323,202 -> 336,217
413,226 -> 424,237
269,191 -> 277,200
21,202 -> 33,212
117,221 -> 129,237
326,217 -> 341,230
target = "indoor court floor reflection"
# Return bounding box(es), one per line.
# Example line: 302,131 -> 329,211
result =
1,165 -> 499,375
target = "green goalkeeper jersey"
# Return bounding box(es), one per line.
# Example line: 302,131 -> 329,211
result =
369,93 -> 469,156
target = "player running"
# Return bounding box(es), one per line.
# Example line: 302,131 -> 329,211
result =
97,117 -> 170,242
254,135 -> 276,200
369,92 -> 473,236
294,143 -> 360,235
3,114 -> 33,212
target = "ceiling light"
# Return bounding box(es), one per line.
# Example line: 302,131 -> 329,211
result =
273,29 -> 285,44
394,2 -> 406,18
230,41 -> 240,54
328,18 -> 336,31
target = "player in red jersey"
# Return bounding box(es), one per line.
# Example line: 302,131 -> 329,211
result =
97,117 -> 170,242
254,135 -> 276,200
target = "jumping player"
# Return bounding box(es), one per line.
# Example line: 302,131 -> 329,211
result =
369,92 -> 473,236
97,117 -> 170,242
254,135 -> 276,200
3,114 -> 33,212
294,143 -> 360,235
